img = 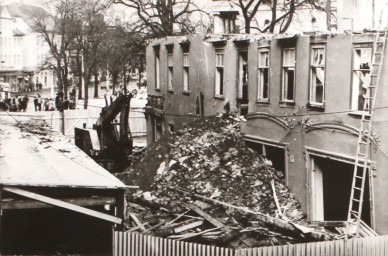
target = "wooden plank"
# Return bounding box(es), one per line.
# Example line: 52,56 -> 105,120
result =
183,202 -> 225,228
2,196 -> 116,209
174,220 -> 204,233
113,231 -> 118,256
128,212 -> 146,231
167,227 -> 222,240
4,187 -> 122,224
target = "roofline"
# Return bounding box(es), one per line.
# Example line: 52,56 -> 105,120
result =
0,183 -> 138,190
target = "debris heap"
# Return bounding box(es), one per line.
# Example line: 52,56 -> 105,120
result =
118,115 -> 336,248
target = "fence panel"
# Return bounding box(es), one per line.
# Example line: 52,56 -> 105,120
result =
114,231 -> 388,256
48,108 -> 146,138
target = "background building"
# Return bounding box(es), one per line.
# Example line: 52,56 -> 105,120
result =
0,2 -> 56,93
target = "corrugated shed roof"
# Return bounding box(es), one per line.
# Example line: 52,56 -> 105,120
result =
0,115 -> 128,189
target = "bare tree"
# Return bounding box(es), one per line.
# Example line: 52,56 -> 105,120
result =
69,0 -> 109,108
32,0 -> 79,97
230,0 -> 326,34
112,0 -> 210,37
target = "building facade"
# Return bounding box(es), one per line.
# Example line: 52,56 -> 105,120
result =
0,2 -> 56,92
146,31 -> 388,234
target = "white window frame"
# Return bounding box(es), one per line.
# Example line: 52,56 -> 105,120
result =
215,51 -> 224,97
154,119 -> 163,141
351,44 -> 372,111
155,51 -> 160,90
309,45 -> 326,106
167,52 -> 173,91
257,48 -> 270,102
281,48 -> 296,102
183,52 -> 189,92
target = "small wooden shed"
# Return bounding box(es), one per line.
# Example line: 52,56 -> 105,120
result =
0,118 -> 135,255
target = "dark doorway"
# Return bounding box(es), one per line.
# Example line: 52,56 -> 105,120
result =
312,156 -> 371,224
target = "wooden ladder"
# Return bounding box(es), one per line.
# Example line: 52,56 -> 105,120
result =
346,31 -> 387,238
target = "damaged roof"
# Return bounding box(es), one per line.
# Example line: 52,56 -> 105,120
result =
0,115 -> 127,189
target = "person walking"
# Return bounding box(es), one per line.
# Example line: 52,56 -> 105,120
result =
37,94 -> 42,111
21,94 -> 29,111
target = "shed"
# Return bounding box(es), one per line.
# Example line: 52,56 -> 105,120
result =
0,115 -> 136,255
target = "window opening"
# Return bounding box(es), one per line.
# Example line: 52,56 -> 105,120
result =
282,48 -> 296,102
257,49 -> 270,101
183,52 -> 189,92
352,45 -> 372,111
215,51 -> 224,96
167,49 -> 173,91
310,45 -> 326,105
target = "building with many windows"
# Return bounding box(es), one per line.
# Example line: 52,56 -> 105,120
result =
0,2 -> 55,92
145,31 -> 388,234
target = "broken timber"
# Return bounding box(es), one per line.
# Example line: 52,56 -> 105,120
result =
2,196 -> 116,209
4,187 -> 122,224
174,187 -> 330,240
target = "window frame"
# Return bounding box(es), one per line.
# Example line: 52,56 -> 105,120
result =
351,43 -> 373,111
183,52 -> 190,93
281,47 -> 296,103
167,51 -> 174,91
155,51 -> 160,90
215,50 -> 225,97
309,44 -> 326,107
257,48 -> 270,102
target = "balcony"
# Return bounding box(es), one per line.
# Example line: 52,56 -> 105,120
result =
145,95 -> 164,118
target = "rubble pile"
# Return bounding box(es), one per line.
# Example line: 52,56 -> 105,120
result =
118,115 -> 336,248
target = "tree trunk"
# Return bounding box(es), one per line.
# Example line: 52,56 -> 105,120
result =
77,52 -> 83,100
270,0 -> 278,33
84,76 -> 88,109
56,61 -> 63,93
94,67 -> 98,98
244,18 -> 251,34
112,72 -> 118,94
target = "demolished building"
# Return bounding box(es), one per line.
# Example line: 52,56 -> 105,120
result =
145,31 -> 388,235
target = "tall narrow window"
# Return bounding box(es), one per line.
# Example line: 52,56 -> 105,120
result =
167,46 -> 174,91
257,49 -> 270,101
237,51 -> 248,102
155,49 -> 160,90
154,119 -> 163,141
183,52 -> 189,92
352,45 -> 372,111
309,45 -> 326,106
215,51 -> 224,96
281,48 -> 296,102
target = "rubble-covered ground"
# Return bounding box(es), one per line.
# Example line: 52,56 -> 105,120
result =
117,115 -> 339,248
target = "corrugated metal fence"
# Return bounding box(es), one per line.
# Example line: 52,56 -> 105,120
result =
113,231 -> 388,256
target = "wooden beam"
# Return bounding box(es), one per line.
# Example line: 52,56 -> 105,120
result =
2,197 -> 116,210
3,187 -> 122,224
115,190 -> 125,231
127,212 -> 145,231
174,220 -> 204,233
182,202 -> 225,228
